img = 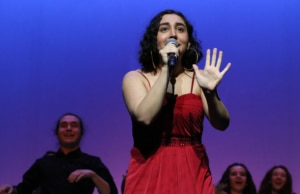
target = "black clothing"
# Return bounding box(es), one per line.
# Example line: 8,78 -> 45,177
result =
15,148 -> 118,194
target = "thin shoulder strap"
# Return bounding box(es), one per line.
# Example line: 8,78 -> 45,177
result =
137,71 -> 151,88
191,72 -> 195,93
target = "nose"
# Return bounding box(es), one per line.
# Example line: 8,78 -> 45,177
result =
66,124 -> 72,130
170,28 -> 177,38
276,175 -> 283,179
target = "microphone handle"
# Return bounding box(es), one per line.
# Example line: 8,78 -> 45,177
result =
168,53 -> 177,66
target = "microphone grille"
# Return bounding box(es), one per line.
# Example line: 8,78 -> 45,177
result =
165,38 -> 179,47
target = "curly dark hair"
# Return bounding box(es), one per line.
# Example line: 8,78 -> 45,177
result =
216,163 -> 257,194
258,165 -> 293,194
54,112 -> 85,136
138,9 -> 203,73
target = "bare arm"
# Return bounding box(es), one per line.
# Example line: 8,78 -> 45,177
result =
193,48 -> 231,130
68,169 -> 111,194
201,89 -> 230,130
90,174 -> 111,194
122,41 -> 181,125
122,65 -> 169,125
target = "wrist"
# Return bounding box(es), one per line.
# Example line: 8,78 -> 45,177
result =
161,64 -> 168,69
202,88 -> 216,94
202,88 -> 221,101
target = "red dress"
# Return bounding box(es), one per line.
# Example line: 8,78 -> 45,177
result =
124,72 -> 215,194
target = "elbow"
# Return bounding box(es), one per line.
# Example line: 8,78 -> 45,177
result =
211,117 -> 230,131
135,115 -> 154,125
131,104 -> 160,125
133,111 -> 156,125
216,120 -> 230,131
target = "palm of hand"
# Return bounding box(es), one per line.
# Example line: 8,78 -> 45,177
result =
193,48 -> 231,91
195,65 -> 223,91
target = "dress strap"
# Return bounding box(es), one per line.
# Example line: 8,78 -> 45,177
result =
191,72 -> 196,93
137,71 -> 151,88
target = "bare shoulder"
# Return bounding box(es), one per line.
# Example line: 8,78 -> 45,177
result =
122,69 -> 152,94
123,69 -> 140,79
122,69 -> 146,88
122,69 -> 143,84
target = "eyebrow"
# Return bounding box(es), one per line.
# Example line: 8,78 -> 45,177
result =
60,121 -> 79,124
159,22 -> 186,27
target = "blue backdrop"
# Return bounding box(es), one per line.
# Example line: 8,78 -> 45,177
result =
1,0 -> 299,193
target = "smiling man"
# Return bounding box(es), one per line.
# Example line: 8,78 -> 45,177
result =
0,113 -> 118,194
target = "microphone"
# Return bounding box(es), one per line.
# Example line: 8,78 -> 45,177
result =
165,38 -> 179,66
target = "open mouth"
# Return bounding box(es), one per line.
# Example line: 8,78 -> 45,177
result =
63,133 -> 75,139
232,180 -> 245,189
273,181 -> 284,188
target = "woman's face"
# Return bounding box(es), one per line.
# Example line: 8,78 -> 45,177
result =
271,167 -> 287,191
229,165 -> 247,193
156,14 -> 190,57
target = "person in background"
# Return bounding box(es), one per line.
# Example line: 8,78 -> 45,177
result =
122,9 -> 231,194
0,112 -> 118,194
258,165 -> 294,194
215,162 -> 257,194
120,172 -> 127,194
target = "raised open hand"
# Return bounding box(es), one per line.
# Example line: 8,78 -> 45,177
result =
193,48 -> 231,91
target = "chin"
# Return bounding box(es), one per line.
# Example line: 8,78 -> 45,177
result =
61,141 -> 80,148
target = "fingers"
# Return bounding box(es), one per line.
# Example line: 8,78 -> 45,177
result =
207,48 -> 221,66
206,48 -> 231,72
68,169 -> 94,183
205,49 -> 211,67
211,48 -> 217,66
205,48 -> 218,68
68,171 -> 82,183
0,185 -> 13,194
159,44 -> 179,65
216,50 -> 223,69
221,62 -> 231,75
192,64 -> 199,71
216,49 -> 232,76
68,175 -> 81,183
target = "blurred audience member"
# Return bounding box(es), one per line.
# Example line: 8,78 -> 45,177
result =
0,113 -> 118,194
258,165 -> 294,194
215,162 -> 256,194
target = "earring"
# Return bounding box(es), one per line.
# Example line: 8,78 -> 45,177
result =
184,47 -> 199,71
189,47 -> 199,64
184,66 -> 194,71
